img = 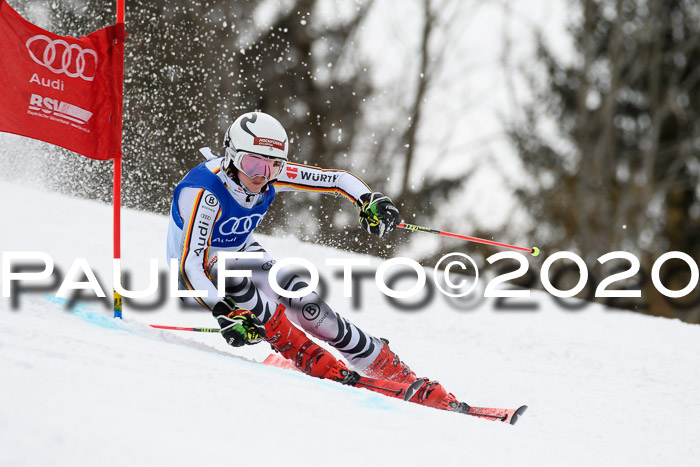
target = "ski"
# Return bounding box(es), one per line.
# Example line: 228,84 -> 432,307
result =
352,375 -> 424,402
447,401 -> 528,425
263,353 -> 422,402
263,354 -> 527,424
468,405 -> 528,425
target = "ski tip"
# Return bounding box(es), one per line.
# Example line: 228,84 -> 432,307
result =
531,247 -> 540,257
509,405 -> 528,425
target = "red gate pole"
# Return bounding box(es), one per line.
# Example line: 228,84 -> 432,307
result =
113,0 -> 125,318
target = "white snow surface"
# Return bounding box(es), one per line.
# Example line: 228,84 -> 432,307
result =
1,181 -> 699,467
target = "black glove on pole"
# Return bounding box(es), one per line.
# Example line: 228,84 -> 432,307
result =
358,192 -> 400,238
213,296 -> 266,347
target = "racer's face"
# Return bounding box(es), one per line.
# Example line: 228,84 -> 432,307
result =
238,170 -> 267,194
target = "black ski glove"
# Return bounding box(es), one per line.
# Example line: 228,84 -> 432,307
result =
358,192 -> 400,238
213,297 -> 266,347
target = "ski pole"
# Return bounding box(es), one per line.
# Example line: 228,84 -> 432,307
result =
149,324 -> 220,333
398,222 -> 540,257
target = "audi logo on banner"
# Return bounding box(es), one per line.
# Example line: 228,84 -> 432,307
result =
25,35 -> 98,82
218,214 -> 266,236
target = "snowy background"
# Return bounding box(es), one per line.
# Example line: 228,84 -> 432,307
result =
0,0 -> 574,254
2,182 -> 699,467
2,1 -> 700,465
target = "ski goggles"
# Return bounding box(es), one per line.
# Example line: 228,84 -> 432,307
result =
238,153 -> 284,180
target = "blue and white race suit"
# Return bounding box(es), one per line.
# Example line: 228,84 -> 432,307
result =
167,153 -> 384,369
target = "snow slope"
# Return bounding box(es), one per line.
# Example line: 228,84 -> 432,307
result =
1,181 -> 699,467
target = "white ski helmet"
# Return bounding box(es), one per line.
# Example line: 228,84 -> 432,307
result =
223,111 -> 288,182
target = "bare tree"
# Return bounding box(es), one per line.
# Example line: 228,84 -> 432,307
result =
508,0 -> 700,321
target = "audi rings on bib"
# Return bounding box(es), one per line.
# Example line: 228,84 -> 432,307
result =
218,214 -> 266,236
25,35 -> 98,82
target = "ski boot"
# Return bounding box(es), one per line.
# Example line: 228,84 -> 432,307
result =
263,305 -> 458,406
363,338 -> 417,384
264,303 -> 346,380
408,378 -> 462,410
363,340 -> 462,410
263,305 -> 419,400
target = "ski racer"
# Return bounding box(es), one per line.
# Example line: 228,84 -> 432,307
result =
167,111 -> 459,409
